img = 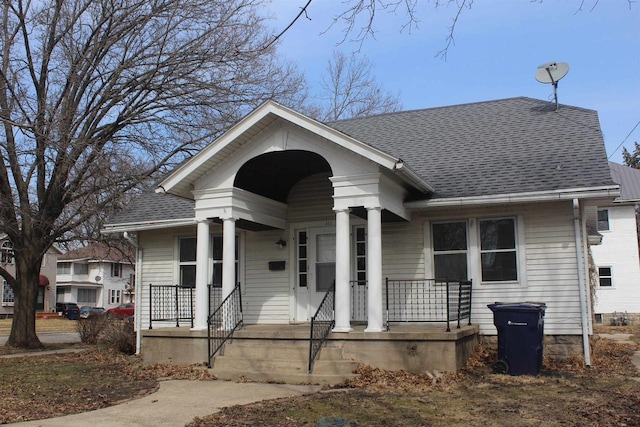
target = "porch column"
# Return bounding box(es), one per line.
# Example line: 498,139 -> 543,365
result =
222,216 -> 236,299
365,206 -> 384,332
193,219 -> 210,330
334,208 -> 352,332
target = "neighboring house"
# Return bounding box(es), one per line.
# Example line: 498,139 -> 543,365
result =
0,235 -> 60,317
591,162 -> 640,324
56,243 -> 135,310
103,97 -> 619,372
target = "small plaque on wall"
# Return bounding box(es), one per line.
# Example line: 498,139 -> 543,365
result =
268,261 -> 286,271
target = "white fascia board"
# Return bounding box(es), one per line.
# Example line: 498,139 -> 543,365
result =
406,186 -> 621,209
101,219 -> 197,233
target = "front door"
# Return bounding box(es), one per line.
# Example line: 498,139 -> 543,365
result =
294,227 -> 335,321
309,228 -> 336,315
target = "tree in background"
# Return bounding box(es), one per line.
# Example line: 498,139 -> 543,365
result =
0,0 -> 305,348
622,142 -> 640,169
316,50 -> 401,122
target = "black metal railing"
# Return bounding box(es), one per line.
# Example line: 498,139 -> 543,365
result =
207,283 -> 243,368
385,278 -> 472,332
308,282 -> 335,373
148,284 -> 194,329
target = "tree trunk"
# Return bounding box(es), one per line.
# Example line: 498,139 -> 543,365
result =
6,257 -> 43,349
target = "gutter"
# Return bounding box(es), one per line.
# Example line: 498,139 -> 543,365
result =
393,160 -> 435,194
406,185 -> 620,208
572,199 -> 592,366
102,218 -> 197,234
123,232 -> 143,356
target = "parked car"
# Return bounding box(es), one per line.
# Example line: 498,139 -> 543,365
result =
56,302 -> 80,320
79,306 -> 105,318
106,303 -> 134,318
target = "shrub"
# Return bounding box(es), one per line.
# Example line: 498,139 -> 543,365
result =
76,313 -> 108,344
98,317 -> 136,355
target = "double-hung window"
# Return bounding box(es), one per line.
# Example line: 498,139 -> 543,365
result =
2,280 -> 14,305
598,267 -> 613,287
432,222 -> 468,281
179,237 -> 197,288
479,218 -> 518,282
597,209 -> 610,231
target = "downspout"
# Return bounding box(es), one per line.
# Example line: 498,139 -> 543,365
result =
124,232 -> 143,356
572,199 -> 592,366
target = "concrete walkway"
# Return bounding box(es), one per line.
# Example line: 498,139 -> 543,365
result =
10,379 -> 321,427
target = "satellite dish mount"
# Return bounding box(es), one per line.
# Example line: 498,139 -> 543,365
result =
535,62 -> 570,112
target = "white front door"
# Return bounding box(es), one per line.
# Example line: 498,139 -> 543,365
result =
294,227 -> 336,321
309,228 -> 336,315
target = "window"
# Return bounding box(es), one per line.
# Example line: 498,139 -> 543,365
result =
111,262 -> 122,277
57,262 -> 71,274
77,288 -> 97,304
432,222 -> 468,281
297,231 -> 308,287
479,218 -> 518,282
179,237 -> 197,287
598,267 -> 613,287
354,227 -> 366,285
597,209 -> 609,231
109,289 -> 121,304
74,263 -> 89,275
1,241 -> 13,264
2,280 -> 14,305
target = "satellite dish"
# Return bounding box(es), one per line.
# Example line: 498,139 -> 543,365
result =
95,276 -> 102,282
534,61 -> 570,112
535,62 -> 569,84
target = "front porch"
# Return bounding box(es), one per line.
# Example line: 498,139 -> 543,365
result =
141,323 -> 479,385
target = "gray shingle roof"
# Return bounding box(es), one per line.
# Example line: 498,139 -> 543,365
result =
609,162 -> 640,202
106,190 -> 195,224
327,97 -> 614,199
105,97 -> 615,226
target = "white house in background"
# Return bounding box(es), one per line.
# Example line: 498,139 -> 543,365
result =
103,97 -> 619,373
56,243 -> 135,310
591,162 -> 640,324
0,235 -> 60,317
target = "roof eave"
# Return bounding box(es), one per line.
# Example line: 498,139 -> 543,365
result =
101,218 -> 197,233
405,185 -> 621,209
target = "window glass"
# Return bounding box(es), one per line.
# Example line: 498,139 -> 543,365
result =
432,222 -> 468,281
2,281 -> 14,304
597,209 -> 609,231
77,288 -> 96,304
598,267 -> 612,287
297,231 -> 308,287
1,241 -> 13,264
479,218 -> 517,282
57,262 -> 71,274
111,263 -> 122,277
74,263 -> 89,275
179,237 -> 197,262
354,226 -> 366,285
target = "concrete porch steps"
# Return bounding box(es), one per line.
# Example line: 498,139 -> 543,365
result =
210,337 -> 359,386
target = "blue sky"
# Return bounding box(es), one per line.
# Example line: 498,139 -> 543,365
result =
270,0 -> 639,163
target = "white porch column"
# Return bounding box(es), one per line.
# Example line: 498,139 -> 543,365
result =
222,216 -> 236,299
334,208 -> 352,332
365,207 -> 384,332
193,219 -> 210,330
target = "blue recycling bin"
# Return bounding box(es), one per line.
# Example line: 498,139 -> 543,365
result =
487,302 -> 546,376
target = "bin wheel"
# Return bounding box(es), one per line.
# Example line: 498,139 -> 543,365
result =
492,359 -> 509,374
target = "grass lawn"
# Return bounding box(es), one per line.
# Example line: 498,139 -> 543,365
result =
0,316 -> 78,334
0,324 -> 638,425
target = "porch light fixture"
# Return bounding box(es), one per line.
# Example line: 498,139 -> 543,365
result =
275,238 -> 287,248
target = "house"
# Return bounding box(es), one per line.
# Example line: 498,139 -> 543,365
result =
103,97 -> 618,378
0,235 -> 60,317
591,162 -> 640,325
56,243 -> 135,310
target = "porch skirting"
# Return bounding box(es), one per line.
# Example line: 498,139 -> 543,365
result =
141,324 -> 479,374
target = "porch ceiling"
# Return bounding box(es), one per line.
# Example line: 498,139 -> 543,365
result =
234,151 -> 331,203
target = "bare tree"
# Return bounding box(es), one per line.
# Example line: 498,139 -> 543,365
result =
316,50 -> 401,122
0,0 -> 306,348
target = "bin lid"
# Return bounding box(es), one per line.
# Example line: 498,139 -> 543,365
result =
487,302 -> 546,313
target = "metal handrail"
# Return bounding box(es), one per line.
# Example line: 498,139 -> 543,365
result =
308,282 -> 335,373
148,284 -> 194,329
385,278 -> 473,332
207,283 -> 243,368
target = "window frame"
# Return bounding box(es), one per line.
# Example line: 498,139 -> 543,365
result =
431,220 -> 469,282
2,280 -> 14,305
77,288 -> 97,304
597,209 -> 610,232
1,241 -> 14,264
176,234 -> 242,289
425,215 -> 526,287
74,263 -> 89,275
478,217 -> 519,283
597,266 -> 613,288
57,262 -> 72,275
111,262 -> 122,277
